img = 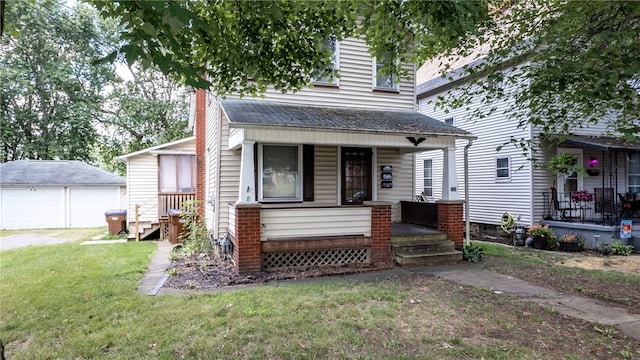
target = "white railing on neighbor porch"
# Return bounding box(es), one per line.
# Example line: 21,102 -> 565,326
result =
260,206 -> 372,241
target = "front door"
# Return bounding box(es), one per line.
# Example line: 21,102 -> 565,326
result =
341,147 -> 372,205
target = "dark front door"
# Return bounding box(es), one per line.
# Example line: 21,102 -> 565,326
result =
342,147 -> 372,205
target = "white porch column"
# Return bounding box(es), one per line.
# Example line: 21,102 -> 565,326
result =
238,140 -> 257,203
442,146 -> 459,200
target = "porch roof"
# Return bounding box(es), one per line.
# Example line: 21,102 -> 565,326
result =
561,135 -> 640,152
221,99 -> 475,139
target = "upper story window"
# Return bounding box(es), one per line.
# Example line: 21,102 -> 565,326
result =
444,117 -> 454,126
373,52 -> 398,91
313,36 -> 339,86
159,155 -> 196,193
423,159 -> 433,197
629,153 -> 640,194
496,157 -> 511,180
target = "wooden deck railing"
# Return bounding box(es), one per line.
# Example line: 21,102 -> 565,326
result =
158,193 -> 196,218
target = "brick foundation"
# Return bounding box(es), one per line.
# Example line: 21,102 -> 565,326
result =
437,200 -> 465,249
367,202 -> 392,263
231,203 -> 262,274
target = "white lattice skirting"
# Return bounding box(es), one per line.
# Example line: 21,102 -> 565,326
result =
262,248 -> 370,271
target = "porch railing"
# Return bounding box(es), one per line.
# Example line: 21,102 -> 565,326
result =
158,193 -> 196,218
542,188 -> 616,225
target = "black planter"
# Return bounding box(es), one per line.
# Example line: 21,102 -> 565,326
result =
559,241 -> 580,252
533,236 -> 547,250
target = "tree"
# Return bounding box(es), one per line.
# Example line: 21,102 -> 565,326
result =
95,64 -> 192,174
89,0 -> 491,96
431,0 -> 640,152
0,0 -> 116,162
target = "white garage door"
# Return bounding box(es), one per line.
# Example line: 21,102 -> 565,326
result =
69,187 -> 121,227
0,188 -> 65,229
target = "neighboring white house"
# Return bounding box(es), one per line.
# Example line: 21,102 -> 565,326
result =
197,36 -> 475,273
415,61 -> 640,241
117,137 -> 196,239
0,160 -> 126,229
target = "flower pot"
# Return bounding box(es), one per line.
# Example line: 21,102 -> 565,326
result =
533,236 -> 547,250
558,241 -> 580,252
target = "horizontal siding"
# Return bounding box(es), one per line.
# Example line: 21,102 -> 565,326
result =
225,37 -> 415,111
418,73 -> 535,226
163,139 -> 195,152
376,148 -> 415,222
205,98 -> 220,235
313,145 -> 338,205
126,154 -> 159,224
261,207 -> 371,240
218,111 -> 241,238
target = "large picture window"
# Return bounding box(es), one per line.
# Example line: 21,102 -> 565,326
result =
260,144 -> 302,202
630,153 -> 640,194
423,159 -> 433,197
159,155 -> 195,193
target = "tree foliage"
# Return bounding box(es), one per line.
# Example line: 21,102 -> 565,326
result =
0,0 -> 115,162
432,0 -> 640,152
96,65 -> 191,174
89,0 -> 492,96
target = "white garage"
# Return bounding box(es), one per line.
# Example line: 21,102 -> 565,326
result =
0,160 -> 126,230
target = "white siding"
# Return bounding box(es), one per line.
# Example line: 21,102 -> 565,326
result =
417,74 -> 535,226
205,97 -> 220,235
226,37 -> 415,111
376,148 -> 415,222
217,111 -> 241,238
261,207 -> 371,240
125,153 -> 159,224
313,145 -> 338,205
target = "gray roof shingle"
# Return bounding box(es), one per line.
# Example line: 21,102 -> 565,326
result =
0,160 -> 126,186
221,99 -> 473,138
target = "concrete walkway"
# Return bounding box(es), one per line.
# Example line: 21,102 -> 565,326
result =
138,242 -> 640,341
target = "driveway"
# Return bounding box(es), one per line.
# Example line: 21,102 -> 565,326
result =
0,228 -> 106,251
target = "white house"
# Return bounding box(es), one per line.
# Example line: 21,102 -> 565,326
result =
415,61 -> 640,244
195,36 -> 475,274
0,160 -> 126,229
117,137 -> 196,239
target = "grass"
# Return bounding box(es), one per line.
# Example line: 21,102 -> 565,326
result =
0,227 -> 107,241
1,238 -> 640,359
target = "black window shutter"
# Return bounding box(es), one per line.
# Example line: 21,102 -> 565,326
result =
303,145 -> 314,201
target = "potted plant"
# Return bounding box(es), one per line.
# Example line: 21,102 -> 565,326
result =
558,233 -> 584,252
528,224 -> 558,250
546,152 -> 585,178
570,190 -> 594,202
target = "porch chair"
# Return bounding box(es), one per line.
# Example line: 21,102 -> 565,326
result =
618,193 -> 638,218
550,187 -> 575,220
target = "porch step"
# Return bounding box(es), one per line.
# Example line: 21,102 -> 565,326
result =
391,232 -> 448,244
391,240 -> 456,254
395,251 -> 462,266
127,222 -> 160,240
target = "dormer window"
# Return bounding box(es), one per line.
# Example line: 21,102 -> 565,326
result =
313,36 -> 339,86
373,52 -> 398,91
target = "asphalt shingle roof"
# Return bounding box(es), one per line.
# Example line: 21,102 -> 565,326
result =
0,160 -> 126,186
221,99 -> 473,138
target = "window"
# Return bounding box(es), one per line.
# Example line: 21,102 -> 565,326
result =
496,157 -> 510,179
630,153 -> 640,194
444,117 -> 454,126
159,155 -> 196,193
423,159 -> 433,197
373,52 -> 398,90
259,145 -> 302,202
313,36 -> 339,85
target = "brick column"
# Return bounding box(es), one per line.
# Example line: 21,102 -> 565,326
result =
367,201 -> 392,263
194,88 -> 206,217
437,200 -> 465,249
231,203 -> 262,274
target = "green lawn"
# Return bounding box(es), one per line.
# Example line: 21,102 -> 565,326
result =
1,240 -> 639,359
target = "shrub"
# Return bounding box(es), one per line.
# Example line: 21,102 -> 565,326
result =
178,200 -> 212,256
463,242 -> 484,262
611,241 -> 633,256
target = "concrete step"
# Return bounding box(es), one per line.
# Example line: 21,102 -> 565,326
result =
392,241 -> 456,254
391,232 -> 448,244
395,251 -> 462,266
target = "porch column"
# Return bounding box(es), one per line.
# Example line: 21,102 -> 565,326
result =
366,201 -> 392,263
442,146 -> 459,200
238,140 -> 256,203
437,200 -> 465,250
230,203 -> 262,274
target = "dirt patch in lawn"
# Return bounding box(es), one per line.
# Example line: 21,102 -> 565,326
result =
560,254 -> 640,275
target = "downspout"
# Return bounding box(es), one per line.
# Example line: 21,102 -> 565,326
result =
464,139 -> 474,247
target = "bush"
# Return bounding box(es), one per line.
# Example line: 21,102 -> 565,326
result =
178,200 -> 212,256
611,241 -> 633,256
463,242 -> 484,262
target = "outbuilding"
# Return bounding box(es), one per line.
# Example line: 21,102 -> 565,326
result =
0,160 -> 126,229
